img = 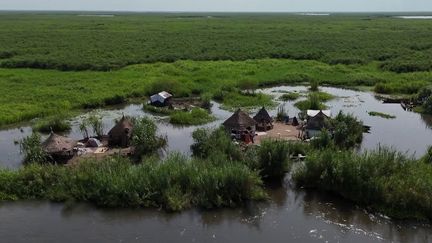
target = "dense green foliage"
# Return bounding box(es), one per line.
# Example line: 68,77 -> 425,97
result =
368,111 -> 396,119
169,108 -> 215,126
331,112 -> 364,149
131,117 -> 167,158
294,147 -> 432,220
1,13 -> 432,73
0,155 -> 266,211
19,133 -> 47,164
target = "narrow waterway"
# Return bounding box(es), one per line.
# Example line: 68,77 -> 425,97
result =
0,86 -> 431,242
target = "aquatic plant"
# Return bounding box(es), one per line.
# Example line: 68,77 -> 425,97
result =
0,155 -> 266,211
279,92 -> 300,101
169,108 -> 215,126
368,111 -> 396,119
294,93 -> 326,111
293,147 -> 432,220
310,81 -> 319,92
19,133 -> 48,164
33,115 -> 71,133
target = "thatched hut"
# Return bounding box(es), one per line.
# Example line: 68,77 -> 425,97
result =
253,107 -> 273,131
223,109 -> 257,137
108,116 -> 134,148
304,110 -> 332,138
42,132 -> 77,159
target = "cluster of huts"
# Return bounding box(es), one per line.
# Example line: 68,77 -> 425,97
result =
222,107 -> 332,143
41,116 -> 134,163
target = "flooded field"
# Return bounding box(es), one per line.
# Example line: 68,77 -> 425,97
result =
1,86 -> 431,243
1,86 -> 431,168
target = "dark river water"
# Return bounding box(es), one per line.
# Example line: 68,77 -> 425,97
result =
0,86 -> 431,242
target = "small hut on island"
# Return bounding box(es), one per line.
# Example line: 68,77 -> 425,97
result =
223,109 -> 257,142
42,132 -> 77,161
150,91 -> 173,107
108,116 -> 134,148
253,107 -> 273,131
303,110 -> 332,139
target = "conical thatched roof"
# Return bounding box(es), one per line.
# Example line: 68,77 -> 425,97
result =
223,109 -> 257,131
108,116 -> 133,138
253,107 -> 273,123
305,110 -> 331,130
41,132 -> 77,154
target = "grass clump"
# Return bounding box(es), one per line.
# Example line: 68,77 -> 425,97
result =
368,111 -> 396,119
294,93 -> 327,110
279,92 -> 300,101
169,108 -> 215,126
0,155 -> 266,211
216,90 -> 274,110
33,115 -> 71,133
293,147 -> 432,220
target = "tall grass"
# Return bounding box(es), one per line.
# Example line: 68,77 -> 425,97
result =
0,155 -> 266,211
294,147 -> 432,220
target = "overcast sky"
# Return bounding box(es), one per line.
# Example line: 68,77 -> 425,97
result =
1,0 -> 431,12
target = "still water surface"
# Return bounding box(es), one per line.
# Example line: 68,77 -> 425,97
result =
0,86 -> 431,242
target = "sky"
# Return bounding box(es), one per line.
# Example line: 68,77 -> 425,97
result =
0,0 -> 431,12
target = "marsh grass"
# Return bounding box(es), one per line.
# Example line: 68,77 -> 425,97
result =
33,115 -> 71,133
293,147 -> 432,220
0,155 -> 266,211
169,108 -> 215,126
368,111 -> 396,119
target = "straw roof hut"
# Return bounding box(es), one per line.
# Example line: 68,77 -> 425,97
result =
223,109 -> 257,132
304,110 -> 332,138
108,116 -> 134,147
42,132 -> 76,155
253,107 -> 273,131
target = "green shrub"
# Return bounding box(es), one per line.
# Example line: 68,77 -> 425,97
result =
331,112 -> 364,149
131,117 -> 167,158
279,92 -> 300,101
19,133 -> 48,164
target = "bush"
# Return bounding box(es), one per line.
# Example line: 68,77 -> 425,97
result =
131,117 -> 167,159
191,127 -> 242,162
279,92 -> 300,101
255,140 -> 293,180
331,112 -> 364,149
20,133 -> 48,164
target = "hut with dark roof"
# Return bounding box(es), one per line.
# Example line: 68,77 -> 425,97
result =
304,110 -> 332,138
42,132 -> 77,160
108,116 -> 134,148
223,109 -> 257,133
253,107 -> 273,131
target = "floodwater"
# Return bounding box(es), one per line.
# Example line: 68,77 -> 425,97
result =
0,86 -> 432,243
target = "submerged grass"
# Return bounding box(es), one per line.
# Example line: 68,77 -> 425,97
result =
368,111 -> 396,119
0,154 -> 266,211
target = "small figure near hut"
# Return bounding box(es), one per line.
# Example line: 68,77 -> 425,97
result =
108,116 -> 134,148
223,109 -> 257,143
150,91 -> 173,107
253,107 -> 274,131
42,131 -> 77,161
